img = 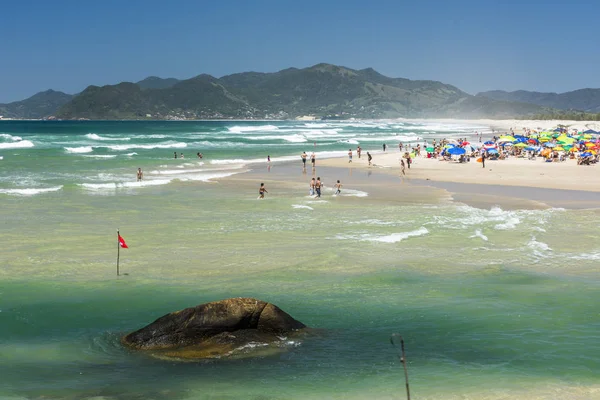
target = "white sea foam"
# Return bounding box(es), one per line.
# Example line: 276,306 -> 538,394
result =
343,189 -> 369,197
79,179 -> 173,191
82,155 -> 117,159
65,146 -> 93,153
0,186 -> 63,196
0,133 -> 23,141
104,142 -> 188,151
228,125 -> 279,133
0,140 -> 34,149
339,139 -> 360,145
244,134 -> 307,143
292,204 -> 314,210
527,236 -> 552,252
336,227 -> 429,243
125,152 -> 137,156
469,229 -> 489,241
366,227 -> 429,243
85,133 -> 130,141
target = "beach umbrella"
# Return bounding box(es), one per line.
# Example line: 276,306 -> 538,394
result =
541,149 -> 552,156
498,136 -> 516,142
513,142 -> 528,148
527,138 -> 539,144
525,146 -> 538,151
554,146 -> 564,151
486,148 -> 499,154
585,142 -> 595,147
545,143 -> 557,148
583,129 -> 597,134
426,147 -> 435,152
447,147 -> 466,156
484,140 -> 495,145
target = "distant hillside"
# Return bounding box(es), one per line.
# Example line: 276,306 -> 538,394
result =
136,76 -> 180,90
55,64 -> 550,120
0,90 -> 73,119
477,89 -> 600,113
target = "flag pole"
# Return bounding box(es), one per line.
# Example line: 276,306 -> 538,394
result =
116,229 -> 120,276
391,333 -> 411,400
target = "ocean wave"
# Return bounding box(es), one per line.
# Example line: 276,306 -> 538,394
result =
82,155 -> 117,159
65,146 -> 93,153
339,139 -> 360,145
0,186 -> 63,196
527,236 -> 552,252
0,133 -> 23,141
244,134 -> 307,143
105,142 -> 188,151
227,125 -> 279,133
79,180 -> 173,190
125,152 -> 138,156
86,133 -> 130,141
0,140 -> 34,149
335,227 -> 429,243
292,204 -> 314,210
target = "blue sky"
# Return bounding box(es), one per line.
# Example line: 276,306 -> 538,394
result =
1,0 -> 599,102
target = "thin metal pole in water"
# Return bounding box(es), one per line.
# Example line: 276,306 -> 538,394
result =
116,229 -> 120,276
390,333 -> 410,400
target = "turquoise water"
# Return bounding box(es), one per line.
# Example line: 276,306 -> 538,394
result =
1,120 -> 599,399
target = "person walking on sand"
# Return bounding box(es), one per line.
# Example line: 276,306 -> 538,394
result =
334,180 -> 342,195
301,151 -> 307,168
400,159 -> 406,176
311,152 -> 316,168
367,152 -> 372,166
315,177 -> 323,198
357,146 -> 361,158
348,149 -> 353,163
258,183 -> 268,199
481,152 -> 486,168
383,143 -> 387,152
136,168 -> 143,181
267,155 -> 271,163
309,177 -> 316,196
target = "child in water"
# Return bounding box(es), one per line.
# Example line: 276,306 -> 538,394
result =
259,183 -> 268,199
334,180 -> 342,195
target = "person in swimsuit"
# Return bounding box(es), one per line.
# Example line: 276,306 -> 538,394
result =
309,177 -> 315,196
301,152 -> 307,168
348,149 -> 352,163
334,180 -> 342,195
311,152 -> 316,167
357,146 -> 361,158
367,152 -> 372,166
259,183 -> 268,199
136,168 -> 143,181
315,177 -> 322,198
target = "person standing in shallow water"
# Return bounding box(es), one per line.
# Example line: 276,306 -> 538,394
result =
348,149 -> 353,163
259,183 -> 268,199
315,177 -> 322,198
367,152 -> 372,166
136,168 -> 143,181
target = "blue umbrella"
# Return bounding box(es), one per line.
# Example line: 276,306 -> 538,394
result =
583,129 -> 597,134
545,143 -> 556,148
581,152 -> 592,157
447,147 -> 466,156
525,146 -> 538,151
484,141 -> 495,145
486,148 -> 499,154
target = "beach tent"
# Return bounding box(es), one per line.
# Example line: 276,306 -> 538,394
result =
583,129 -> 598,134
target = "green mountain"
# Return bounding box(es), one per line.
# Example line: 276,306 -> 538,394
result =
477,89 -> 600,113
56,64 -> 549,120
0,90 -> 73,119
136,76 -> 180,90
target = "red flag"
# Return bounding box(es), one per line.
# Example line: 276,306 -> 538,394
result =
118,234 -> 128,249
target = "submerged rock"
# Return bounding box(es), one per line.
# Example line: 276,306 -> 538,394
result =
121,297 -> 306,360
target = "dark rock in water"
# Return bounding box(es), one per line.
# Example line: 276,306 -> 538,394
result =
121,297 -> 306,360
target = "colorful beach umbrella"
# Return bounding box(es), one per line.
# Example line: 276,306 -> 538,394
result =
514,142 -> 528,148
447,147 -> 466,156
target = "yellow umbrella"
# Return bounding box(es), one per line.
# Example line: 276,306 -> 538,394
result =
584,134 -> 593,139
554,146 -> 564,151
514,142 -> 528,148
589,150 -> 597,155
499,135 -> 516,141
585,142 -> 595,147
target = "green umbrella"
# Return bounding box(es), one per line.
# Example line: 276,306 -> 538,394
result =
426,147 -> 435,152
